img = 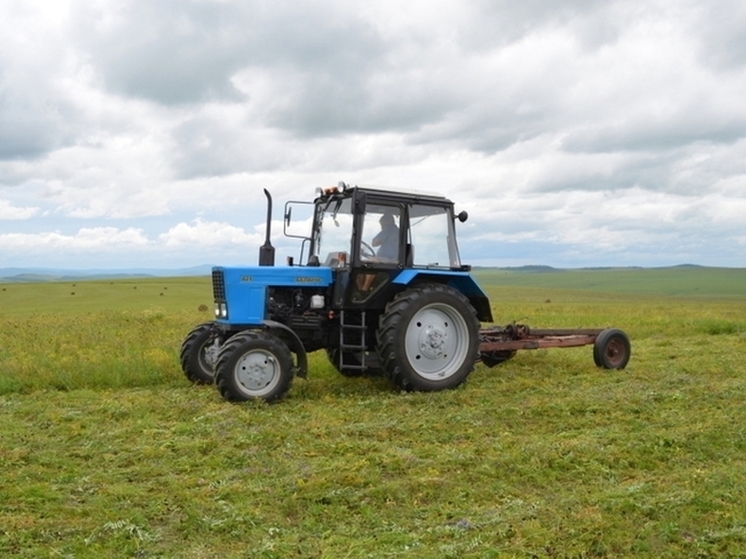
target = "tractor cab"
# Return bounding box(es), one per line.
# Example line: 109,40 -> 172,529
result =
286,183 -> 472,308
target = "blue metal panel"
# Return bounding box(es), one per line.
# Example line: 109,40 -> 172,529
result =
392,269 -> 489,299
214,266 -> 333,326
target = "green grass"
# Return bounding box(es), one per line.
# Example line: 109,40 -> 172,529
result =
473,267 -> 746,299
2,270 -> 746,557
0,277 -> 213,394
0,276 -> 213,317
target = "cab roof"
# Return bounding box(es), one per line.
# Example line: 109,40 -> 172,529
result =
315,182 -> 454,208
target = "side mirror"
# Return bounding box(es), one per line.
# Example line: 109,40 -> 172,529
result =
284,201 -> 314,239
457,210 -> 468,223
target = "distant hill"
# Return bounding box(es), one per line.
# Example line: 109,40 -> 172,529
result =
472,265 -> 560,273
0,265 -> 213,283
670,263 -> 706,269
501,265 -> 559,273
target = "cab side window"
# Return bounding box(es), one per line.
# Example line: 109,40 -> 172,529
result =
360,205 -> 401,263
408,205 -> 458,268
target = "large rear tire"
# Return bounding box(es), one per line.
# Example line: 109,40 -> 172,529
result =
180,322 -> 220,384
376,284 -> 480,391
215,330 -> 294,402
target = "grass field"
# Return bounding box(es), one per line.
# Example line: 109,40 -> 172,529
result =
2,269 -> 746,558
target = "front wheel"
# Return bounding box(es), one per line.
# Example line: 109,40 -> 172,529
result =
593,329 -> 631,369
180,322 -> 220,384
376,284 -> 480,391
215,330 -> 294,402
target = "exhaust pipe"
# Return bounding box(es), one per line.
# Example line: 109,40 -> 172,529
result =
258,188 -> 275,266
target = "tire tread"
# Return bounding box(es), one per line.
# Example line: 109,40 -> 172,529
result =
376,283 -> 479,391
215,330 -> 294,402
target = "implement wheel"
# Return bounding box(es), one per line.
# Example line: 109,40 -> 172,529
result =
377,283 -> 480,391
593,329 -> 631,369
215,330 -> 294,402
180,322 -> 220,384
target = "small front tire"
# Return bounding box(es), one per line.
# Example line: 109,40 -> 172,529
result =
180,322 -> 220,384
215,330 -> 294,402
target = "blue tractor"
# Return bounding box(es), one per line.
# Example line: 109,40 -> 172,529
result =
180,182 -> 630,402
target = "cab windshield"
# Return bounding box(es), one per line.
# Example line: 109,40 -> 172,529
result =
314,197 -> 353,267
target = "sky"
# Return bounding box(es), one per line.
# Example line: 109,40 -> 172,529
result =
1,0 -> 746,270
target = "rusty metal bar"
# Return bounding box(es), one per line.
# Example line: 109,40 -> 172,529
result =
478,324 -> 605,353
523,328 -> 604,337
479,335 -> 598,352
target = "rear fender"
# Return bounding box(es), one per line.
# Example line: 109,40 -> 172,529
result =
392,269 -> 493,322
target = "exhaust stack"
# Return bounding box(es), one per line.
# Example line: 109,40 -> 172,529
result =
258,188 -> 275,266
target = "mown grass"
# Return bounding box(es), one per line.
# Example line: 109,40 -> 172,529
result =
2,270 -> 746,557
0,277 -> 213,394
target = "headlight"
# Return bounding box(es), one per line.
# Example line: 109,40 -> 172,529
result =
214,302 -> 228,319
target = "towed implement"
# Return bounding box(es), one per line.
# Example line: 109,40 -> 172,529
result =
180,183 -> 631,402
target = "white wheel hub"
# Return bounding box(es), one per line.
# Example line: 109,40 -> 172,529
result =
203,338 -> 220,369
235,349 -> 280,395
419,324 -> 447,359
404,303 -> 470,379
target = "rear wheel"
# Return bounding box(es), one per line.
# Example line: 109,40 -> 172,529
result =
215,330 -> 294,402
180,322 -> 220,384
377,284 -> 480,391
593,329 -> 631,369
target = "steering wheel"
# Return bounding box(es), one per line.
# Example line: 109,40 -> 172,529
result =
360,241 -> 376,259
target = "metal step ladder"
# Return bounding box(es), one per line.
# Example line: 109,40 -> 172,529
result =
338,310 -> 367,371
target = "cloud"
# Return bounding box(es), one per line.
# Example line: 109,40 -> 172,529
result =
0,1 -> 77,160
0,199 -> 39,219
1,0 -> 746,269
159,219 -> 262,247
71,0 -> 385,106
0,226 -> 150,251
694,1 -> 746,69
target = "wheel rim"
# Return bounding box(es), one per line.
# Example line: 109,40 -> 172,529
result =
200,338 -> 220,373
233,349 -> 281,397
604,337 -> 627,367
404,302 -> 471,380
